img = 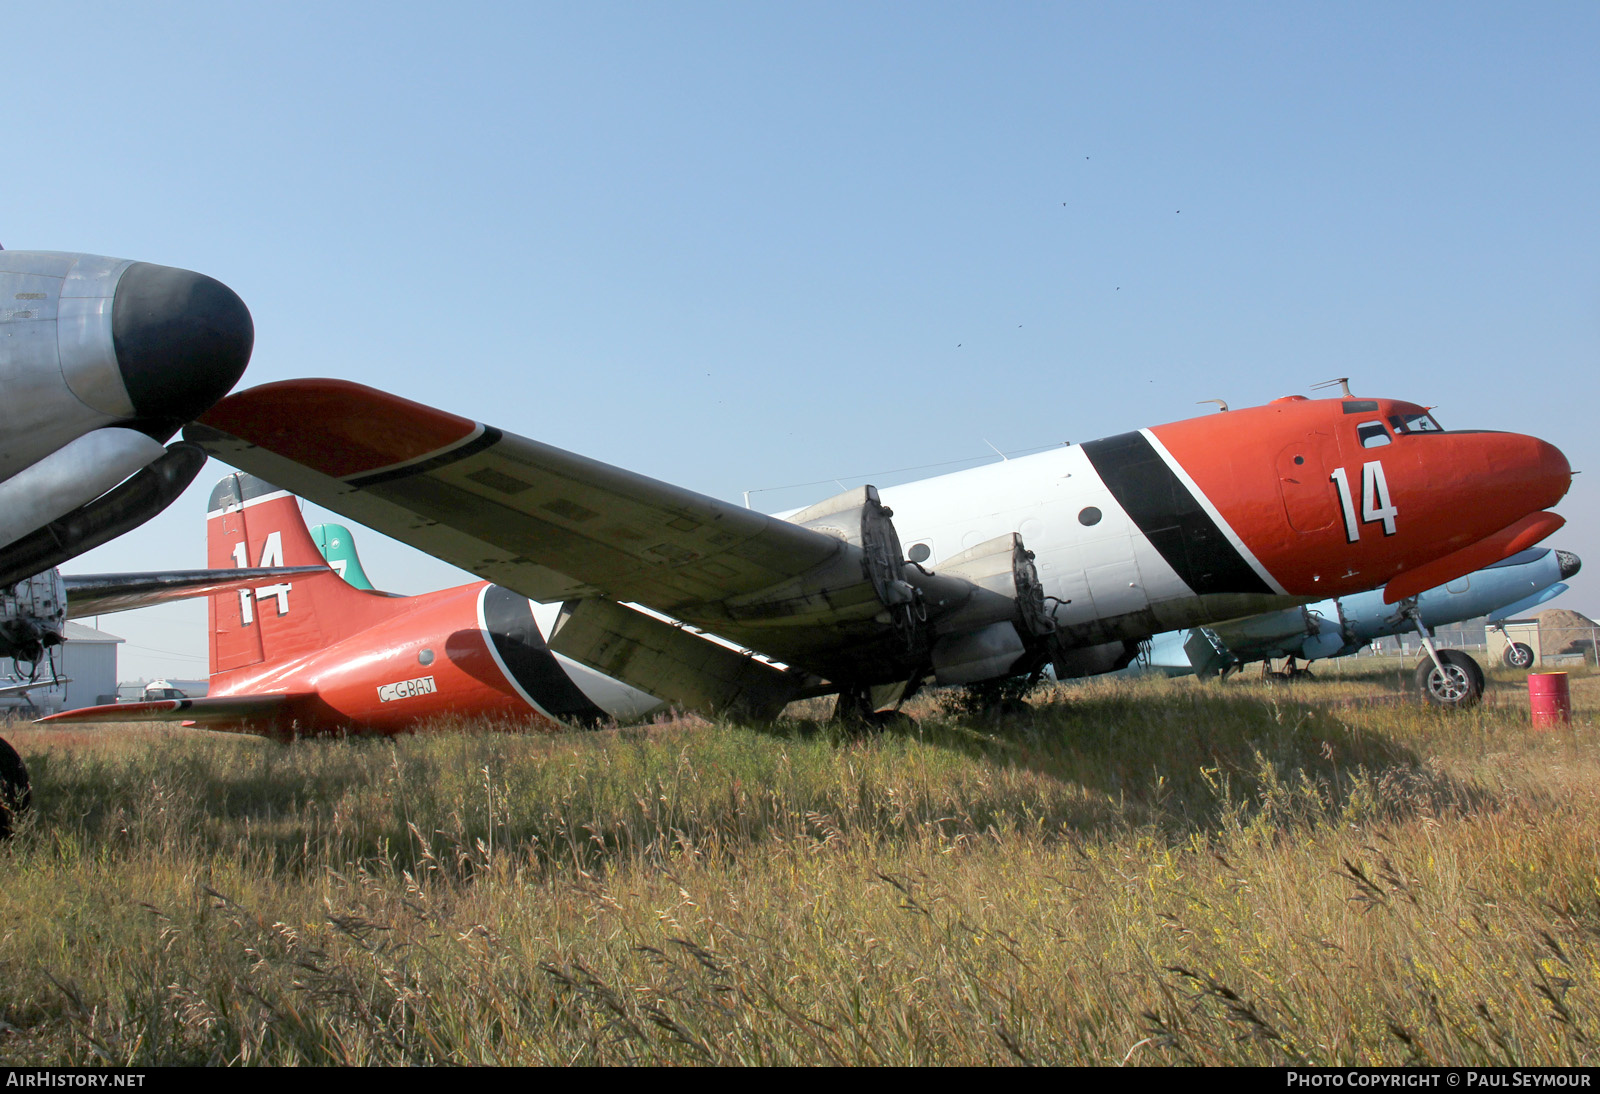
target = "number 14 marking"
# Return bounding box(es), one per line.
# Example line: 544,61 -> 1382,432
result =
1330,462 -> 1398,543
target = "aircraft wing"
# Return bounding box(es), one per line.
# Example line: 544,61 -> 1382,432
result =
64,567 -> 326,618
188,380 -> 842,605
185,380 -> 1027,681
36,693 -> 306,728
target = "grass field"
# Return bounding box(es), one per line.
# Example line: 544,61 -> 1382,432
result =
1,658 -> 1597,1065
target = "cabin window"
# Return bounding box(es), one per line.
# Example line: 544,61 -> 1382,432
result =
1078,507 -> 1102,526
1356,421 -> 1391,449
907,542 -> 932,564
418,648 -> 435,666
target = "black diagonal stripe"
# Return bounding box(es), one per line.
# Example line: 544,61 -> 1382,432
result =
347,427 -> 504,487
482,585 -> 609,726
1080,431 -> 1272,596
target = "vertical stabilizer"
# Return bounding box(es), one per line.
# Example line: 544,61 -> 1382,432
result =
310,523 -> 377,590
205,473 -> 402,680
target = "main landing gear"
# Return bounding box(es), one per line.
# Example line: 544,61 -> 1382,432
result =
831,686 -> 916,731
1261,656 -> 1314,681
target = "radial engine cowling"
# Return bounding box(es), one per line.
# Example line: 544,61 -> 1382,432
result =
788,484 -> 919,629
929,533 -> 1054,639
784,486 -> 1055,685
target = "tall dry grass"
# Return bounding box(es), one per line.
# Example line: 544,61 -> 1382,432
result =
0,662 -> 1596,1064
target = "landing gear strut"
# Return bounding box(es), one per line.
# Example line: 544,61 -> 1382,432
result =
1406,608 -> 1483,709
831,687 -> 915,731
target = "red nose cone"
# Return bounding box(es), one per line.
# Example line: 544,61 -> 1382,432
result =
1472,433 -> 1572,518
1529,437 -> 1573,509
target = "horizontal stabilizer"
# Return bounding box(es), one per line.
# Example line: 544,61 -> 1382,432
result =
0,678 -> 69,699
64,567 -> 325,618
37,693 -> 308,728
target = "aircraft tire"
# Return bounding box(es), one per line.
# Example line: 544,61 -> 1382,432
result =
1503,642 -> 1536,670
0,735 -> 30,839
1416,650 -> 1483,710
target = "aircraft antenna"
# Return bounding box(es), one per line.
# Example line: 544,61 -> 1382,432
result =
1311,377 -> 1354,398
1196,399 -> 1229,412
983,439 -> 1009,461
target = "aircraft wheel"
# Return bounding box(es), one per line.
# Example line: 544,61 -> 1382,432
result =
0,736 -> 31,839
1416,650 -> 1483,709
1503,642 -> 1536,670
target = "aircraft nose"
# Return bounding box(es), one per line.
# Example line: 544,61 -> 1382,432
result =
1484,433 -> 1573,512
1526,437 -> 1573,509
1558,550 -> 1582,580
111,261 -> 254,423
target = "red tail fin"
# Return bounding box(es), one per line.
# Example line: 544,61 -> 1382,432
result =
206,473 -> 403,680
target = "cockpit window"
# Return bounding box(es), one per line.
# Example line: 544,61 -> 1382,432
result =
1356,421 -> 1391,448
1388,412 -> 1442,434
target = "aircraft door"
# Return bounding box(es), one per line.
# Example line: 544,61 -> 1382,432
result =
1275,433 -> 1340,534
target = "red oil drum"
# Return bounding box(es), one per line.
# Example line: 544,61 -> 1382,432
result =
1528,672 -> 1572,728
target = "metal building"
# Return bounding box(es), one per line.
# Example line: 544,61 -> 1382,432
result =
0,621 -> 123,714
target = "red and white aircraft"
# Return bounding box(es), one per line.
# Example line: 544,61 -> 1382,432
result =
47,473 -> 660,735
47,381 -> 1573,733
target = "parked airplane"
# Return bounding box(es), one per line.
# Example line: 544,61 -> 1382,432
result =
43,474 -> 664,735
1120,545 -> 1581,704
0,249 -> 253,585
160,379 -> 1570,727
0,247 -> 258,832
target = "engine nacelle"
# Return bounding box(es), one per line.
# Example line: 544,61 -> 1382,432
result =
788,484 -> 917,620
0,569 -> 67,662
930,533 -> 1054,638
0,443 -> 208,589
931,620 -> 1030,685
0,427 -> 168,549
1209,604 -> 1324,653
1052,639 -> 1140,680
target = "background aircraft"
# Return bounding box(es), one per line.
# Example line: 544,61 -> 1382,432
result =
1119,545 -> 1580,704
45,473 -> 664,736
0,248 -> 256,833
0,250 -> 253,582
0,249 -> 259,668
178,379 -> 1572,726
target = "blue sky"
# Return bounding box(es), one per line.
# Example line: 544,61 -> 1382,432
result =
8,2 -> 1598,678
